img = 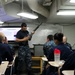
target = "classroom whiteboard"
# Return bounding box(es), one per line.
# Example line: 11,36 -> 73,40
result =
28,24 -> 63,48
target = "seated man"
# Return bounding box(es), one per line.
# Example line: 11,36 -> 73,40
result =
0,32 -> 13,75
47,33 -> 72,61
43,35 -> 55,57
44,33 -> 72,75
42,35 -> 55,75
63,36 -> 72,50
60,51 -> 75,75
0,32 -> 13,63
3,36 -> 15,56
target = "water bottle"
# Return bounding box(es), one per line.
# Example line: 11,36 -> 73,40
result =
54,48 -> 60,62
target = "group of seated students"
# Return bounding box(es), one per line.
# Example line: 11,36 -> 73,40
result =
0,32 -> 14,75
0,31 -> 75,75
42,33 -> 74,75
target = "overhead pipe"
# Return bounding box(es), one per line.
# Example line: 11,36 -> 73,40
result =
27,0 -> 49,18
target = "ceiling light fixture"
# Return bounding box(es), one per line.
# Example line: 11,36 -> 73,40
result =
70,0 -> 75,3
17,12 -> 38,19
0,21 -> 4,24
57,10 -> 75,15
17,0 -> 38,19
16,0 -> 19,1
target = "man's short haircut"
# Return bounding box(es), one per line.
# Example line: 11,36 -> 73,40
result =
0,32 -> 5,42
54,33 -> 64,42
21,23 -> 27,27
47,35 -> 53,41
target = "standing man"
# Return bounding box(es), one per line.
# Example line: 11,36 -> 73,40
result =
16,23 -> 34,75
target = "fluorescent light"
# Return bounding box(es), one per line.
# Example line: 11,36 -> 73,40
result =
70,0 -> 75,3
17,12 -> 38,19
57,10 -> 75,15
0,21 -> 4,24
16,0 -> 19,1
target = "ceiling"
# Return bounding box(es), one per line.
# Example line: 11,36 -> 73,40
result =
47,0 -> 75,24
0,0 -> 75,24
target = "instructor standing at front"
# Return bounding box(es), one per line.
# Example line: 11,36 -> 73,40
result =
16,23 -> 34,75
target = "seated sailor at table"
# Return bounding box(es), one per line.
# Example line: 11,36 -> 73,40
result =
0,32 -> 13,75
47,33 -> 72,61
3,36 -> 15,56
42,35 -> 55,75
59,51 -> 75,75
0,32 -> 13,63
43,35 -> 55,65
43,35 -> 55,57
42,33 -> 72,75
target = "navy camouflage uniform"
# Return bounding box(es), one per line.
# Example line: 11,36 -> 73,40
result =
42,40 -> 55,75
16,30 -> 32,74
43,40 -> 55,57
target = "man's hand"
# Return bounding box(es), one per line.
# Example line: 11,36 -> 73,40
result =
23,36 -> 30,41
23,31 -> 35,41
46,64 -> 50,69
16,36 -> 30,42
31,31 -> 35,34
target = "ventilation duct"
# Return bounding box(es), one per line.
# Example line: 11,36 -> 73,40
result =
27,0 -> 49,18
43,0 -> 52,6
1,0 -> 15,5
3,2 -> 20,18
1,0 -> 49,18
57,0 -> 75,10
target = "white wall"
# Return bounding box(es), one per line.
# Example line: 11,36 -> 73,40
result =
29,24 -> 63,48
63,25 -> 75,49
1,23 -> 75,49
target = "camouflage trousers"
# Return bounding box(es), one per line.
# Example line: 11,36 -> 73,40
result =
17,46 -> 32,71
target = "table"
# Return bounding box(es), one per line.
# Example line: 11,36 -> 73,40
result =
48,60 -> 64,67
62,70 -> 74,75
32,57 -> 42,74
8,55 -> 17,75
0,61 -> 9,75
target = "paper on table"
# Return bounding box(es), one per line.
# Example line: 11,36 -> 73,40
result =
2,62 -> 4,64
48,60 -> 65,67
42,57 -> 48,61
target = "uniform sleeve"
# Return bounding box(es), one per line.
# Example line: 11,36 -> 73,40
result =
47,48 -> 54,61
43,43 -> 50,57
4,45 -> 13,62
68,43 -> 72,50
28,31 -> 33,40
29,33 -> 32,40
16,31 -> 21,38
61,52 -> 75,70
43,44 -> 47,56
